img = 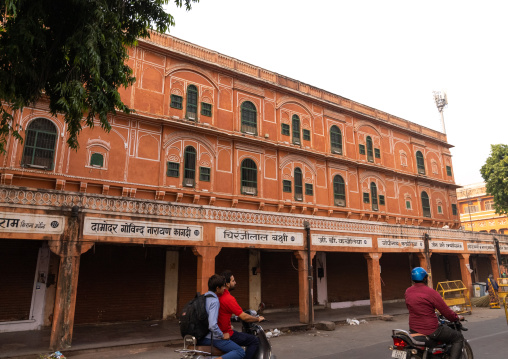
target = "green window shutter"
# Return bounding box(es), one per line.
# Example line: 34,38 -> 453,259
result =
186,85 -> 198,120
446,166 -> 452,176
374,148 -> 381,158
379,195 -> 385,205
201,102 -> 212,117
359,144 -> 366,155
416,151 -> 426,175
283,180 -> 292,193
421,191 -> 431,217
366,136 -> 374,162
90,153 -> 104,167
363,193 -> 370,203
21,118 -> 57,170
292,115 -> 301,144
199,167 -> 211,181
281,123 -> 290,136
166,162 -> 180,177
305,183 -> 313,196
452,204 -> 457,215
438,205 -> 443,214
241,159 -> 257,195
170,95 -> 183,109
241,102 -> 257,134
294,168 -> 303,200
333,175 -> 346,206
303,129 -> 311,141
406,200 -> 412,209
330,126 -> 343,154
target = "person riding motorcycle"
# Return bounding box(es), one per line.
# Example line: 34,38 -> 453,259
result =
405,267 -> 465,359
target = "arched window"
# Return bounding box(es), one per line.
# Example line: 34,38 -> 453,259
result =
294,167 -> 303,201
371,182 -> 378,211
421,191 -> 431,217
416,151 -> 425,175
241,101 -> 257,134
333,175 -> 346,206
241,159 -> 257,195
366,136 -> 374,162
330,126 -> 342,154
186,85 -> 198,120
22,118 -> 57,170
183,146 -> 196,187
292,115 -> 301,145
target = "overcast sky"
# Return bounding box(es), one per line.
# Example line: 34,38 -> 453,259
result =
164,0 -> 508,187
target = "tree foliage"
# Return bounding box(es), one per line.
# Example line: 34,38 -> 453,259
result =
480,144 -> 508,215
0,0 -> 198,152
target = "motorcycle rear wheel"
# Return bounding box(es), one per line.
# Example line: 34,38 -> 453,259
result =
461,341 -> 473,359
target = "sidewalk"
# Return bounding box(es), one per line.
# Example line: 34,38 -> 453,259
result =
0,302 -> 409,359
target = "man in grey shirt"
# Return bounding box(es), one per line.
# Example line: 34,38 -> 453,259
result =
197,274 -> 245,359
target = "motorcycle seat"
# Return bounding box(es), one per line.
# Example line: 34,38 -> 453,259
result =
195,346 -> 225,356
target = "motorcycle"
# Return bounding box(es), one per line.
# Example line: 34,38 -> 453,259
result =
389,315 -> 473,359
176,308 -> 276,359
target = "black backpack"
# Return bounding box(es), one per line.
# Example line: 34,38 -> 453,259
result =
179,293 -> 213,340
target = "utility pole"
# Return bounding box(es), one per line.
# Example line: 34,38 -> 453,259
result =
433,91 -> 448,134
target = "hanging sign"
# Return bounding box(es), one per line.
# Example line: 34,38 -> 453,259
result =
0,212 -> 65,234
312,234 -> 372,247
216,227 -> 303,246
377,238 -> 424,249
84,217 -> 202,241
430,240 -> 464,251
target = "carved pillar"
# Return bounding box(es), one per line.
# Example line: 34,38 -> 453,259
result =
489,254 -> 500,280
193,246 -> 222,294
458,254 -> 473,298
471,256 -> 479,283
417,252 -> 433,288
294,250 -> 316,324
49,211 -> 94,351
364,252 -> 383,316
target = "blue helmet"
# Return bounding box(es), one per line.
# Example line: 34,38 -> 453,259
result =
411,267 -> 428,282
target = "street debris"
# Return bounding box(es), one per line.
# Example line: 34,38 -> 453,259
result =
265,328 -> 281,338
39,351 -> 66,359
346,318 -> 360,325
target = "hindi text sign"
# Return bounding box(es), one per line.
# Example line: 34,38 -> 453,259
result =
216,227 -> 303,246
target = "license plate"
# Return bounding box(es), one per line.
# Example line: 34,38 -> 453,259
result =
391,349 -> 407,359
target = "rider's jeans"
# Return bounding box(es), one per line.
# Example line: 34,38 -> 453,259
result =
429,325 -> 464,359
231,330 -> 260,359
198,337 -> 245,359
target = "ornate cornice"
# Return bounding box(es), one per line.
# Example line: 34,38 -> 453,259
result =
1,185 -> 505,244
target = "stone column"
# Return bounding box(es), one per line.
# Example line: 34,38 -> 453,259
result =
249,249 -> 262,310
458,254 -> 473,298
49,210 -> 94,351
489,254 -> 500,279
294,250 -> 316,324
470,256 -> 479,283
163,251 -> 179,319
417,252 -> 433,288
315,252 -> 328,306
364,252 -> 383,316
193,246 -> 222,294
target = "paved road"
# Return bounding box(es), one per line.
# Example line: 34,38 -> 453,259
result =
67,308 -> 507,358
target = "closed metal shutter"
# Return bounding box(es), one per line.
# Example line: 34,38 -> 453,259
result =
74,244 -> 165,324
261,252 -> 299,309
0,240 -> 40,322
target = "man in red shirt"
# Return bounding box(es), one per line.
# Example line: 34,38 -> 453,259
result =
218,270 -> 265,359
405,267 -> 464,359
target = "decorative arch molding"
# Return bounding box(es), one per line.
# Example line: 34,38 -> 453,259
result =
163,131 -> 216,157
165,66 -> 219,90
355,121 -> 382,137
86,138 -> 111,151
238,154 -> 260,168
276,97 -> 315,119
21,115 -> 62,136
279,154 -> 317,176
359,171 -> 386,186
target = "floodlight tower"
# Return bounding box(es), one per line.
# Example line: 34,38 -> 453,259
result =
433,91 -> 448,134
